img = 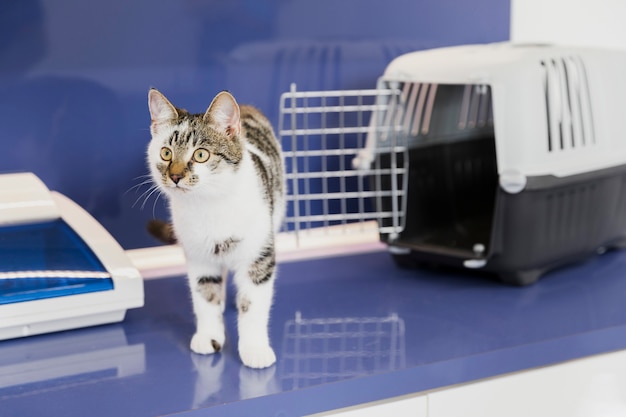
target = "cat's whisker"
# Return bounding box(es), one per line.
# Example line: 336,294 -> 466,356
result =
125,181 -> 152,195
130,183 -> 154,202
152,189 -> 164,218
132,184 -> 159,209
132,173 -> 152,181
125,177 -> 155,196
140,185 -> 162,211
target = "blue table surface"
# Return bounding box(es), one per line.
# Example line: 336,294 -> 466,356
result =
1,249 -> 626,417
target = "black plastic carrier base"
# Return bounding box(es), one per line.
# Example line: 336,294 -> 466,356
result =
380,138 -> 626,286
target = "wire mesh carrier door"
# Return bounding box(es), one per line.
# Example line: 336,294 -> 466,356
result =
279,83 -> 408,245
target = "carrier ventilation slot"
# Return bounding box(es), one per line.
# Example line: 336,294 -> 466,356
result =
396,82 -> 438,136
541,57 -> 595,152
458,84 -> 493,130
395,82 -> 493,137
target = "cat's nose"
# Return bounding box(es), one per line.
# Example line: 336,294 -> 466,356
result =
170,173 -> 183,184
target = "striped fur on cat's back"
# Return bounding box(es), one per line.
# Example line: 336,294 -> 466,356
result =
147,89 -> 284,368
240,105 -> 284,216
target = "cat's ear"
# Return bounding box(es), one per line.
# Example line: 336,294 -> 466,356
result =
204,91 -> 241,138
148,88 -> 178,124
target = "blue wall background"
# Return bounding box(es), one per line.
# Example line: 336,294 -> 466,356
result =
0,0 -> 510,249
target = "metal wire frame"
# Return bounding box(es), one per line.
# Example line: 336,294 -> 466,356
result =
278,83 -> 408,244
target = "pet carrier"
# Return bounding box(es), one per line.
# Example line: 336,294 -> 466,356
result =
280,42 -> 626,285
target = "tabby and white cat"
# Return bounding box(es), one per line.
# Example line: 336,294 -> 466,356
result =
147,89 -> 285,369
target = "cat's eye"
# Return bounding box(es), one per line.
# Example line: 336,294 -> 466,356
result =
160,147 -> 172,161
193,148 -> 210,163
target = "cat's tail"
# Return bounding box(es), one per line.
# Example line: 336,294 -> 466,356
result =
147,219 -> 178,244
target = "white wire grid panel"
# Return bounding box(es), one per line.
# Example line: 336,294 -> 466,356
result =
279,312 -> 406,390
279,83 -> 408,242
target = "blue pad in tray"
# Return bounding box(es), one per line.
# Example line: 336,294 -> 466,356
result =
0,220 -> 114,305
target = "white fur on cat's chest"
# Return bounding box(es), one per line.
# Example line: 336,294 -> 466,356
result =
168,174 -> 271,264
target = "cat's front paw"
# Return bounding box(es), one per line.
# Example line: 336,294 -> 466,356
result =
239,342 -> 276,369
191,332 -> 224,355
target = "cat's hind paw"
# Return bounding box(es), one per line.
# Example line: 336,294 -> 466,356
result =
191,332 -> 224,355
239,343 -> 276,369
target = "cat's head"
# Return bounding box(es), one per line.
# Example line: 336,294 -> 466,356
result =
147,89 -> 243,196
